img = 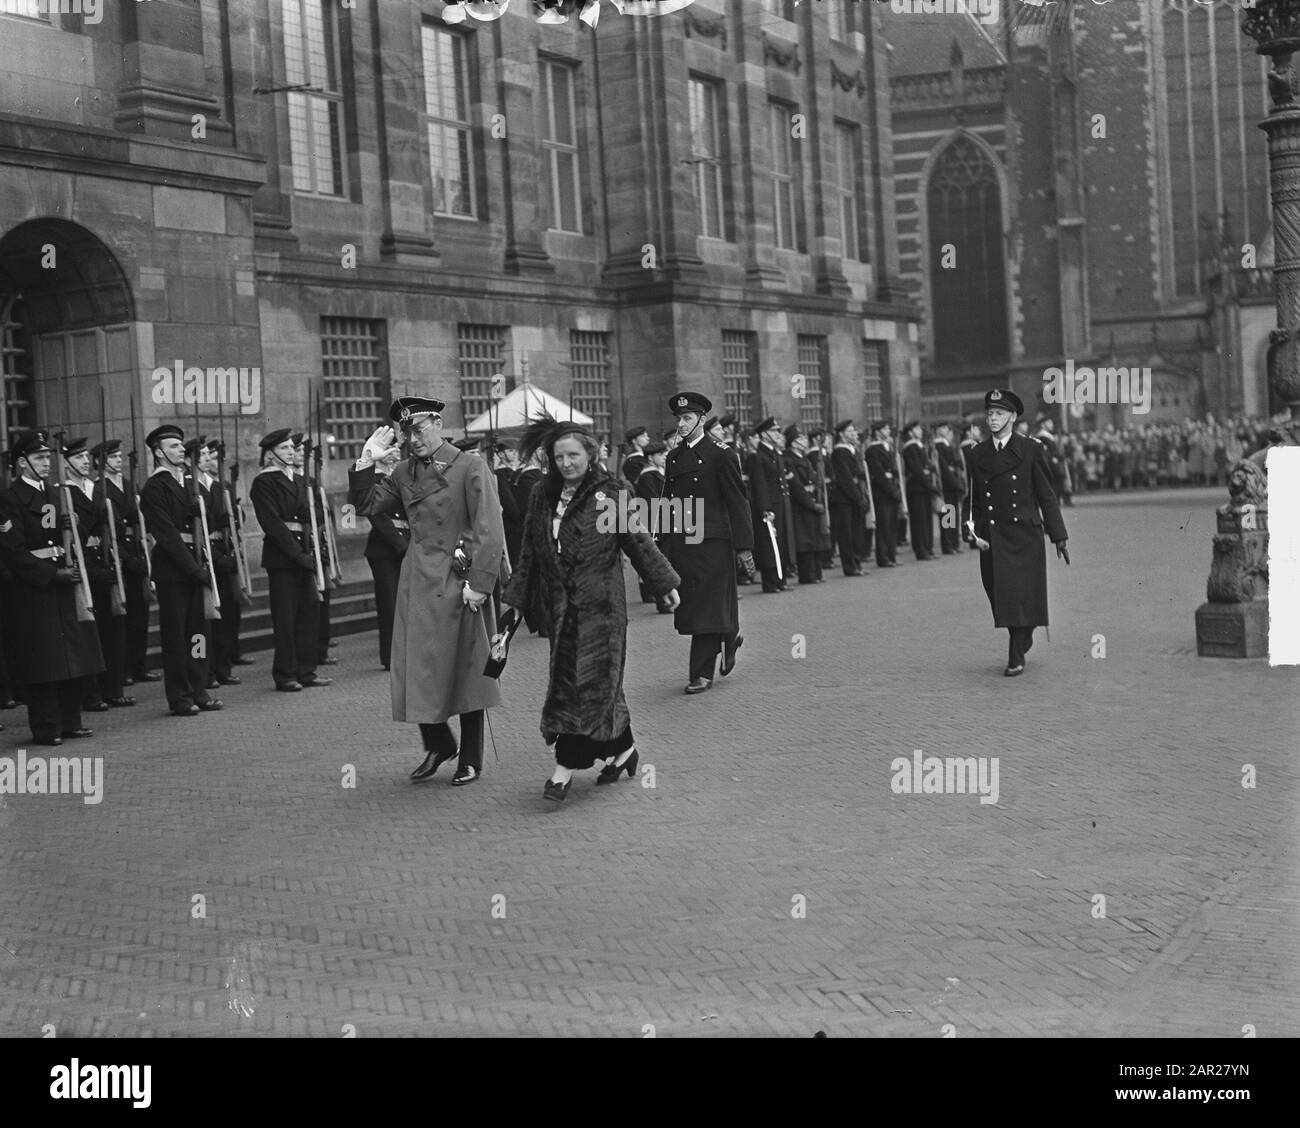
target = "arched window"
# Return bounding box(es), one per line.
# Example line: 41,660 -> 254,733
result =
927,136 -> 1008,368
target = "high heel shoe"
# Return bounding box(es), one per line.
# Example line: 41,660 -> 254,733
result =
543,777 -> 572,802
596,748 -> 638,785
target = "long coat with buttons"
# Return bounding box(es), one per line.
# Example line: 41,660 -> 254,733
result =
962,433 -> 1068,628
349,442 -> 506,724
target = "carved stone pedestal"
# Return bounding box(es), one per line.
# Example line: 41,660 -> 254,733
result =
1194,464 -> 1269,657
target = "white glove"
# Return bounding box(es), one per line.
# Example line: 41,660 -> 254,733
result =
359,425 -> 397,467
462,583 -> 488,612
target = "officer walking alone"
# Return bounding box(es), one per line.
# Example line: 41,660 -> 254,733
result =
963,389 -> 1070,676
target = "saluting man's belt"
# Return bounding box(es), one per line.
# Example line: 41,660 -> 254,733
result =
30,546 -> 64,560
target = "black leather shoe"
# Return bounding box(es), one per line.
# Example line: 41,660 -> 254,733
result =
720,635 -> 744,677
134,671 -> 162,682
1004,664 -> 1025,678
61,728 -> 94,739
232,657 -> 256,666
684,677 -> 713,695
34,736 -> 63,746
107,697 -> 136,708
596,748 -> 639,785
83,701 -> 111,713
206,678 -> 221,690
276,682 -> 303,692
172,705 -> 200,717
300,677 -> 333,688
410,745 -> 458,782
218,676 -> 242,686
198,700 -> 224,712
543,777 -> 571,802
1,698 -> 21,709
451,764 -> 480,787
123,677 -> 135,687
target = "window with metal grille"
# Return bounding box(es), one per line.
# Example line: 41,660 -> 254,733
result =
862,340 -> 886,422
540,60 -> 582,233
769,101 -> 802,252
423,25 -> 478,218
721,330 -> 758,428
457,324 -> 507,423
569,331 -> 611,438
835,122 -> 863,261
321,318 -> 389,462
283,0 -> 345,197
796,335 -> 827,431
826,0 -> 855,42
689,77 -> 727,240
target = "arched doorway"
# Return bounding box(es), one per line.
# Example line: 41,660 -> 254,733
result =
925,133 -> 1009,373
0,218 -> 135,460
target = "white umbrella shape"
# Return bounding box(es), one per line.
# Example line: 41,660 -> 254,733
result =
464,381 -> 593,435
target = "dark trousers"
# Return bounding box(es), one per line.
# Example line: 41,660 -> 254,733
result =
830,504 -> 862,574
126,570 -> 151,675
317,586 -> 332,662
689,631 -> 736,681
91,585 -> 126,700
907,491 -> 935,558
873,497 -> 899,564
155,579 -> 212,711
940,490 -> 963,554
24,678 -> 85,741
1007,626 -> 1034,669
759,566 -> 785,592
266,567 -> 320,688
419,710 -> 484,771
210,570 -> 240,679
796,550 -> 822,585
368,556 -> 400,669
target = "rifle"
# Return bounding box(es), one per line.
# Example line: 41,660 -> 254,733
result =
895,402 -> 909,543
189,405 -> 221,619
129,392 -> 155,602
316,389 -> 342,586
51,430 -> 96,622
98,387 -> 127,616
301,431 -> 327,596
217,403 -> 254,605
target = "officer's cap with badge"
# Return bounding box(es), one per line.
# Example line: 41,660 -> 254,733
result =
145,424 -> 185,450
8,428 -> 53,470
61,436 -> 91,458
984,388 -> 1025,416
390,396 -> 445,429
669,391 -> 712,416
90,439 -> 122,463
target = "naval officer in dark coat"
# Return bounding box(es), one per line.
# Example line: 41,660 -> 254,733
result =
962,389 -> 1070,676
661,391 -> 755,694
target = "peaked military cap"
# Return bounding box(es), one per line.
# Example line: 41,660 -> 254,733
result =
290,432 -> 305,446
146,424 -> 185,449
390,396 -> 445,425
183,435 -> 207,459
783,423 -> 802,446
90,439 -> 123,461
669,391 -> 712,416
984,388 -> 1025,416
834,418 -> 855,434
453,436 -> 481,452
61,436 -> 90,457
9,428 -> 52,468
625,425 -> 647,442
259,427 -> 293,450
718,414 -> 737,429
755,416 -> 778,435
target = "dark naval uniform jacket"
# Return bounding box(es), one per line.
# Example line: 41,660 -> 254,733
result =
662,435 -> 753,635
138,468 -> 207,584
962,432 -> 1068,628
745,441 -> 791,571
250,469 -> 317,573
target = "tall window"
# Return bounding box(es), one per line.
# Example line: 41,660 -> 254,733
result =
862,340 -> 887,422
540,60 -> 582,233
457,324 -> 507,423
689,78 -> 727,240
321,318 -> 389,462
722,331 -> 758,428
569,331 -> 611,438
835,122 -> 863,261
283,0 -> 345,196
423,25 -> 478,218
826,1 -> 855,42
796,335 -> 827,431
927,135 -> 1008,367
769,101 -> 801,252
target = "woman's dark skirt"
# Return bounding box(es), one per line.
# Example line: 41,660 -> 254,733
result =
551,727 -> 634,771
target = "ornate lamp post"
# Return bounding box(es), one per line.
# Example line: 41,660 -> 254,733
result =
1243,1 -> 1300,429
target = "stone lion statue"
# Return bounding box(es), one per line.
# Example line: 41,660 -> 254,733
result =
1224,459 -> 1267,512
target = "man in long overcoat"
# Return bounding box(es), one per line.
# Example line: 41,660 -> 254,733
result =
963,389 -> 1070,676
350,397 -> 506,786
745,416 -> 790,593
0,429 -> 105,744
865,422 -> 901,567
828,419 -> 868,576
661,391 -> 754,694
782,424 -> 824,585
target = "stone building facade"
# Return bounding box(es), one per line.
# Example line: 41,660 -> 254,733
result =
882,0 -> 1275,428
0,0 -> 921,537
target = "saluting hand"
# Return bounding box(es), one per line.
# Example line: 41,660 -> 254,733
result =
1056,540 -> 1070,565
359,425 -> 397,466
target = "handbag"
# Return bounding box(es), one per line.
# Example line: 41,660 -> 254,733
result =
482,605 -> 523,679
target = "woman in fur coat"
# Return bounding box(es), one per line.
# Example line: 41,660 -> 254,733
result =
503,419 -> 679,803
